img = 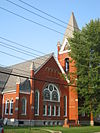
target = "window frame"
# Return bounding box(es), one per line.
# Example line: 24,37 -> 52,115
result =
56,106 -> 60,116
64,96 -> 67,116
65,58 -> 69,72
34,90 -> 39,116
21,97 -> 27,115
48,105 -> 51,116
43,84 -> 60,102
9,99 -> 13,115
5,100 -> 9,115
43,105 -> 47,116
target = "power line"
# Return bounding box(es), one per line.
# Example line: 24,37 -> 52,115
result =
0,41 -> 56,65
0,42 -> 37,58
0,50 -> 26,61
5,0 -> 66,29
0,69 -> 77,87
0,7 -> 64,36
0,36 -> 69,64
18,0 -> 80,31
0,36 -> 45,55
0,41 -> 46,59
0,49 -> 54,68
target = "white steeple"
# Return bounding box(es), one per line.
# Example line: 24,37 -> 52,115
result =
59,12 -> 79,54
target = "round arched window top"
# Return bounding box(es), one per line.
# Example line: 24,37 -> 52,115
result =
49,85 -> 53,91
43,84 -> 60,102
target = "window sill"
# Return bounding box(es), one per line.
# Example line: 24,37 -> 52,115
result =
9,114 -> 13,115
35,114 -> 39,116
64,115 -> 67,117
5,113 -> 8,115
48,115 -> 51,116
21,114 -> 26,116
43,114 -> 47,116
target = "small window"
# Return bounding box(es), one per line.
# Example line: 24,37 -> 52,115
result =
5,100 -> 9,114
43,90 -> 50,100
48,105 -> 51,116
34,91 -> 39,115
43,105 -> 47,116
10,99 -> 13,114
64,96 -> 67,116
65,58 -> 69,72
22,98 -> 27,115
52,105 -> 55,116
56,106 -> 60,116
52,91 -> 58,101
49,85 -> 53,91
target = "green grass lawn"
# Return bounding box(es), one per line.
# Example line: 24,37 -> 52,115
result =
4,126 -> 100,133
44,126 -> 100,133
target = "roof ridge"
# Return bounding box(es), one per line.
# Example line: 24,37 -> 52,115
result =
9,52 -> 54,68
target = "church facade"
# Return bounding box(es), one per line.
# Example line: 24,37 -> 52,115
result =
0,12 -> 88,126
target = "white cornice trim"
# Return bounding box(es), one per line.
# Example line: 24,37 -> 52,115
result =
2,90 -> 16,94
53,55 -> 70,83
60,38 -> 68,52
53,56 -> 65,74
20,91 -> 30,94
59,50 -> 71,54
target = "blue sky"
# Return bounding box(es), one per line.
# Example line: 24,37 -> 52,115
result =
0,0 -> 100,66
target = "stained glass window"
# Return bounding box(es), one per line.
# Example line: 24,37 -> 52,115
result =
52,91 -> 58,101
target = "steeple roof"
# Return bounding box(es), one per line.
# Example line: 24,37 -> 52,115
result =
62,12 -> 79,45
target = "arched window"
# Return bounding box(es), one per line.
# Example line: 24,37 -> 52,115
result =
22,98 -> 27,115
43,84 -> 60,102
43,84 -> 60,117
10,99 -> 13,115
43,89 -> 50,100
34,90 -> 39,115
5,100 -> 9,114
52,91 -> 58,101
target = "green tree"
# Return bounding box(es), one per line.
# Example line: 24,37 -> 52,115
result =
69,19 -> 100,126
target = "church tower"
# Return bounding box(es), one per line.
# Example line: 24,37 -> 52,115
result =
57,12 -> 79,123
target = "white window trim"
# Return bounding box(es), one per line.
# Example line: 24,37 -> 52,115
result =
9,99 -> 13,115
48,105 -> 51,116
43,84 -> 60,102
58,106 -> 60,116
5,100 -> 9,115
35,90 -> 39,116
52,105 -> 56,116
43,105 -> 47,116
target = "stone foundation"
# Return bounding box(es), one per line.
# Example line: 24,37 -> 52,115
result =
5,118 -> 64,126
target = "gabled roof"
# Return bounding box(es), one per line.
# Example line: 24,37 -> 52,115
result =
0,67 -> 12,93
2,53 -> 54,93
60,12 -> 79,53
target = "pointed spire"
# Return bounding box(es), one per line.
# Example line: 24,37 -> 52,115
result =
62,12 -> 79,45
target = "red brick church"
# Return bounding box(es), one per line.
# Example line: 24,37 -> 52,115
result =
0,12 -> 86,126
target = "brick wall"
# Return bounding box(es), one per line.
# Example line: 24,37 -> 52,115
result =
58,50 -> 78,122
34,56 -> 69,120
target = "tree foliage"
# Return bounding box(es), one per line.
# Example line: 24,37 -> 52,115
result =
69,19 -> 100,116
